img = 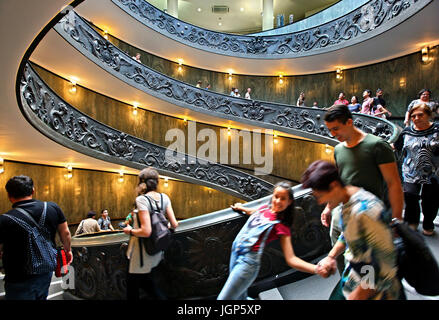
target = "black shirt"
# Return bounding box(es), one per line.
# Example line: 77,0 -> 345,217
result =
373,96 -> 386,109
0,199 -> 66,282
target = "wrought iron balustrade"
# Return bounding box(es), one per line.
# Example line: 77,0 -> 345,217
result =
112,0 -> 431,59
54,10 -> 400,145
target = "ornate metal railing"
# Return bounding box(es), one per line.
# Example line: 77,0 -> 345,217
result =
66,185 -> 330,300
111,0 -> 431,59
19,63 -> 273,201
54,10 -> 400,145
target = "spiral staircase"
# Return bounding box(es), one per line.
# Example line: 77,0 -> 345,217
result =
1,0 -> 439,300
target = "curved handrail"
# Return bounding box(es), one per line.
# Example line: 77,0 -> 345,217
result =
19,63 -> 273,201
68,183 -> 331,299
251,0 -> 369,36
54,10 -> 401,145
111,0 -> 431,59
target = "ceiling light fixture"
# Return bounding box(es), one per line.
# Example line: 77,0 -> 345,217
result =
197,7 -> 202,12
0,157 -> 4,174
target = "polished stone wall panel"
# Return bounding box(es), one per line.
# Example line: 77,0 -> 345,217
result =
0,160 -> 243,226
104,31 -> 439,116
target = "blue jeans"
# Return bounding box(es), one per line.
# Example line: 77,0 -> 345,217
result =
4,272 -> 53,300
217,251 -> 260,300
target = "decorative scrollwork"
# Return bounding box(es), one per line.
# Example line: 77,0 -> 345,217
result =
66,185 -> 331,299
111,0 -> 430,58
20,63 -> 273,201
54,10 -> 400,145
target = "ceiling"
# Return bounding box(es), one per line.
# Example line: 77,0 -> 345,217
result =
148,0 -> 338,33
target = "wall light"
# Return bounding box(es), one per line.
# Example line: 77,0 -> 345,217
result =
278,74 -> 284,84
273,133 -> 279,144
64,165 -> 73,180
228,72 -> 233,81
325,144 -> 332,154
227,127 -> 232,136
69,80 -> 77,93
335,68 -> 343,81
421,47 -> 430,63
0,157 -> 4,174
132,102 -> 139,115
164,177 -> 169,188
103,30 -> 109,40
177,58 -> 184,73
118,171 -> 124,183
399,78 -> 406,88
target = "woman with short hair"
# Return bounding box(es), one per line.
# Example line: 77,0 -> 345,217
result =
394,103 -> 439,236
404,89 -> 437,126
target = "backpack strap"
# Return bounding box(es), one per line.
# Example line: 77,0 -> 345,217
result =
143,193 -> 162,214
4,202 -> 50,241
136,194 -> 164,268
135,211 -> 144,268
15,202 -> 47,229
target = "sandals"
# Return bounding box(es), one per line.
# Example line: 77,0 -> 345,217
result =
422,229 -> 435,236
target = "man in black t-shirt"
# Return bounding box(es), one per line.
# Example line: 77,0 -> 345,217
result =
0,175 -> 72,300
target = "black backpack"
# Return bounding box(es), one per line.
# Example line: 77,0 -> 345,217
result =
136,193 -> 172,265
4,202 -> 57,274
392,221 -> 439,296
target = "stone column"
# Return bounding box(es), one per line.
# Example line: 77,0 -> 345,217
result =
262,0 -> 274,31
167,0 -> 178,18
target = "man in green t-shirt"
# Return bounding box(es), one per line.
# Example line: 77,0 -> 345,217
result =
322,105 -> 403,273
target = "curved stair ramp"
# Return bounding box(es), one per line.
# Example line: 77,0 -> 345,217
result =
19,62 -> 273,201
19,62 -> 332,300
64,184 -> 330,300
111,0 -> 432,59
54,10 -> 401,146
